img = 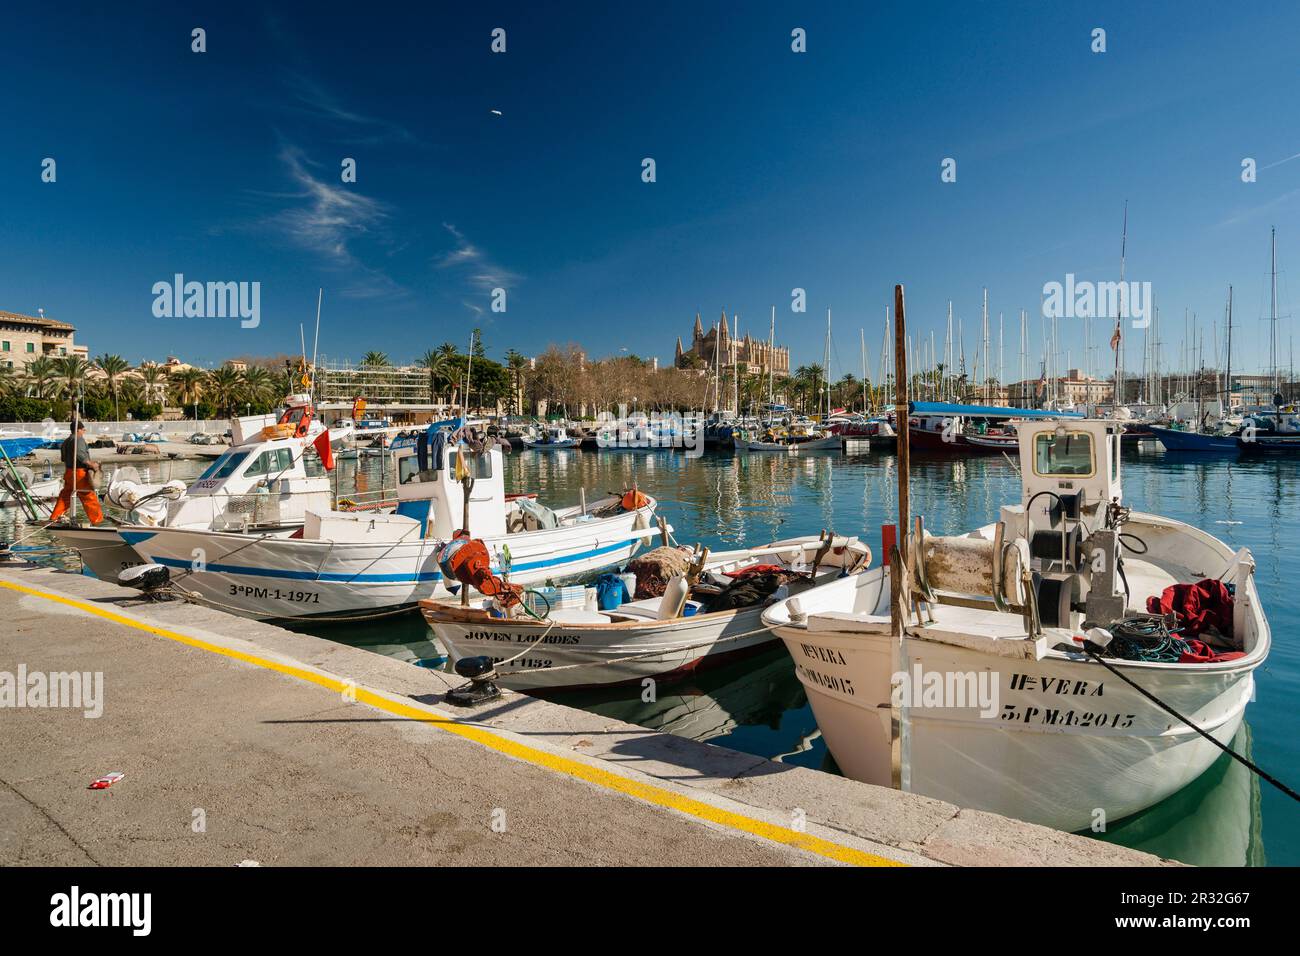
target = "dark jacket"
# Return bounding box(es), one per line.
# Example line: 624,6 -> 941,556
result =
60,434 -> 91,470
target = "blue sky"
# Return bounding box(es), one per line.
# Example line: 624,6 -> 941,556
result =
3,1 -> 1299,381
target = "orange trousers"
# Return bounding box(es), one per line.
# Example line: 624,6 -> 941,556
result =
49,468 -> 103,524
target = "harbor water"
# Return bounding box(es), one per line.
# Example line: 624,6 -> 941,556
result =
6,443 -> 1293,865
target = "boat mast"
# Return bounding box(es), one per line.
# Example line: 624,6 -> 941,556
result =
1271,226 -> 1279,399
1113,201 -> 1128,409
759,304 -> 769,413
1225,286 -> 1233,417
860,327 -> 867,412
823,307 -> 831,417
944,301 -> 954,402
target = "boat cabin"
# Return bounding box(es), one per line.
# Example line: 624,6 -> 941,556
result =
163,397 -> 334,530
1013,419 -> 1123,533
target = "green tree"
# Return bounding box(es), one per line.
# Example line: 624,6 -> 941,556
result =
93,353 -> 131,421
206,365 -> 244,417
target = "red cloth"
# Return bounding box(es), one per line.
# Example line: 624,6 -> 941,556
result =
1146,578 -> 1234,640
725,563 -> 787,579
1178,639 -> 1245,664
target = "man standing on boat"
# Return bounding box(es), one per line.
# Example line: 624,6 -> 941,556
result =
49,420 -> 103,525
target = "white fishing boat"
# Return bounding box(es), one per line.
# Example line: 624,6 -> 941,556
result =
736,433 -> 842,452
115,434 -> 660,620
49,393 -> 340,580
0,465 -> 62,507
735,417 -> 842,453
422,534 -> 871,690
762,418 -> 1269,833
521,425 -> 579,450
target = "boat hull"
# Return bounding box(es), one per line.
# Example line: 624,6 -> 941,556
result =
118,505 -> 657,620
1150,426 -> 1240,453
46,526 -> 145,581
777,616 -> 1257,832
426,603 -> 777,690
735,436 -> 841,452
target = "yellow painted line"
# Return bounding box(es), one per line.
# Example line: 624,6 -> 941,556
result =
1,579 -> 904,867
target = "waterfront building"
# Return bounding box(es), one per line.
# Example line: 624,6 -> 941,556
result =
0,308 -> 88,369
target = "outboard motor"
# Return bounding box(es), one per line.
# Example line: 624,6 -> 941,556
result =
117,563 -> 173,599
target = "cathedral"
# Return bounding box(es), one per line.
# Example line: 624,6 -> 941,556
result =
674,311 -> 790,375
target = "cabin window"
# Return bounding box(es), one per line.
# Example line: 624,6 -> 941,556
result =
1111,435 -> 1120,480
398,454 -> 438,485
198,450 -> 249,481
302,447 -> 328,478
1033,432 -> 1094,477
243,447 -> 296,478
447,449 -> 492,479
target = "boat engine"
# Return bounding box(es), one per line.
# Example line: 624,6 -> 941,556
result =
437,535 -> 522,608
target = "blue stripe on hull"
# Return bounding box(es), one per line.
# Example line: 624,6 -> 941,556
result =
123,535 -> 639,584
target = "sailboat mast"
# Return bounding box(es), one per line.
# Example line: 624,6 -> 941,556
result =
1226,285 -> 1233,413
759,304 -> 769,413
1114,201 -> 1128,408
823,308 -> 831,417
1271,226 -> 1279,397
860,327 -> 867,412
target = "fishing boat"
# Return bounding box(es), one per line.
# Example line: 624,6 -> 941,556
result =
763,417 -> 1269,833
1149,423 -> 1241,454
422,534 -> 870,690
0,464 -> 62,507
115,429 -> 659,620
735,417 -> 841,452
521,425 -> 579,450
48,393 -> 342,580
907,401 -> 1081,454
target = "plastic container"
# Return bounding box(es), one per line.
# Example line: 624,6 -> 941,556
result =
619,572 -> 638,597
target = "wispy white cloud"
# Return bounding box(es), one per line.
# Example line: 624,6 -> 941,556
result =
435,223 -> 522,295
270,144 -> 403,299
277,66 -> 418,146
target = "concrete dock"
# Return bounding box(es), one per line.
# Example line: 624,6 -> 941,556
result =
0,562 -> 1169,867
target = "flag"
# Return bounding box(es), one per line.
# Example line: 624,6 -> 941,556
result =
312,429 -> 335,471
1110,325 -> 1121,350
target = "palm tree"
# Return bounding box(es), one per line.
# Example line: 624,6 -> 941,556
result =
503,349 -> 528,414
171,367 -> 206,420
416,349 -> 450,406
0,363 -> 14,398
361,351 -> 390,367
23,356 -> 59,400
93,353 -> 131,421
206,366 -> 244,417
53,355 -> 93,405
241,366 -> 275,409
136,363 -> 168,409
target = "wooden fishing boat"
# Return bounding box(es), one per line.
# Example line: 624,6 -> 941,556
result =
422,535 -> 871,690
763,418 -> 1269,833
